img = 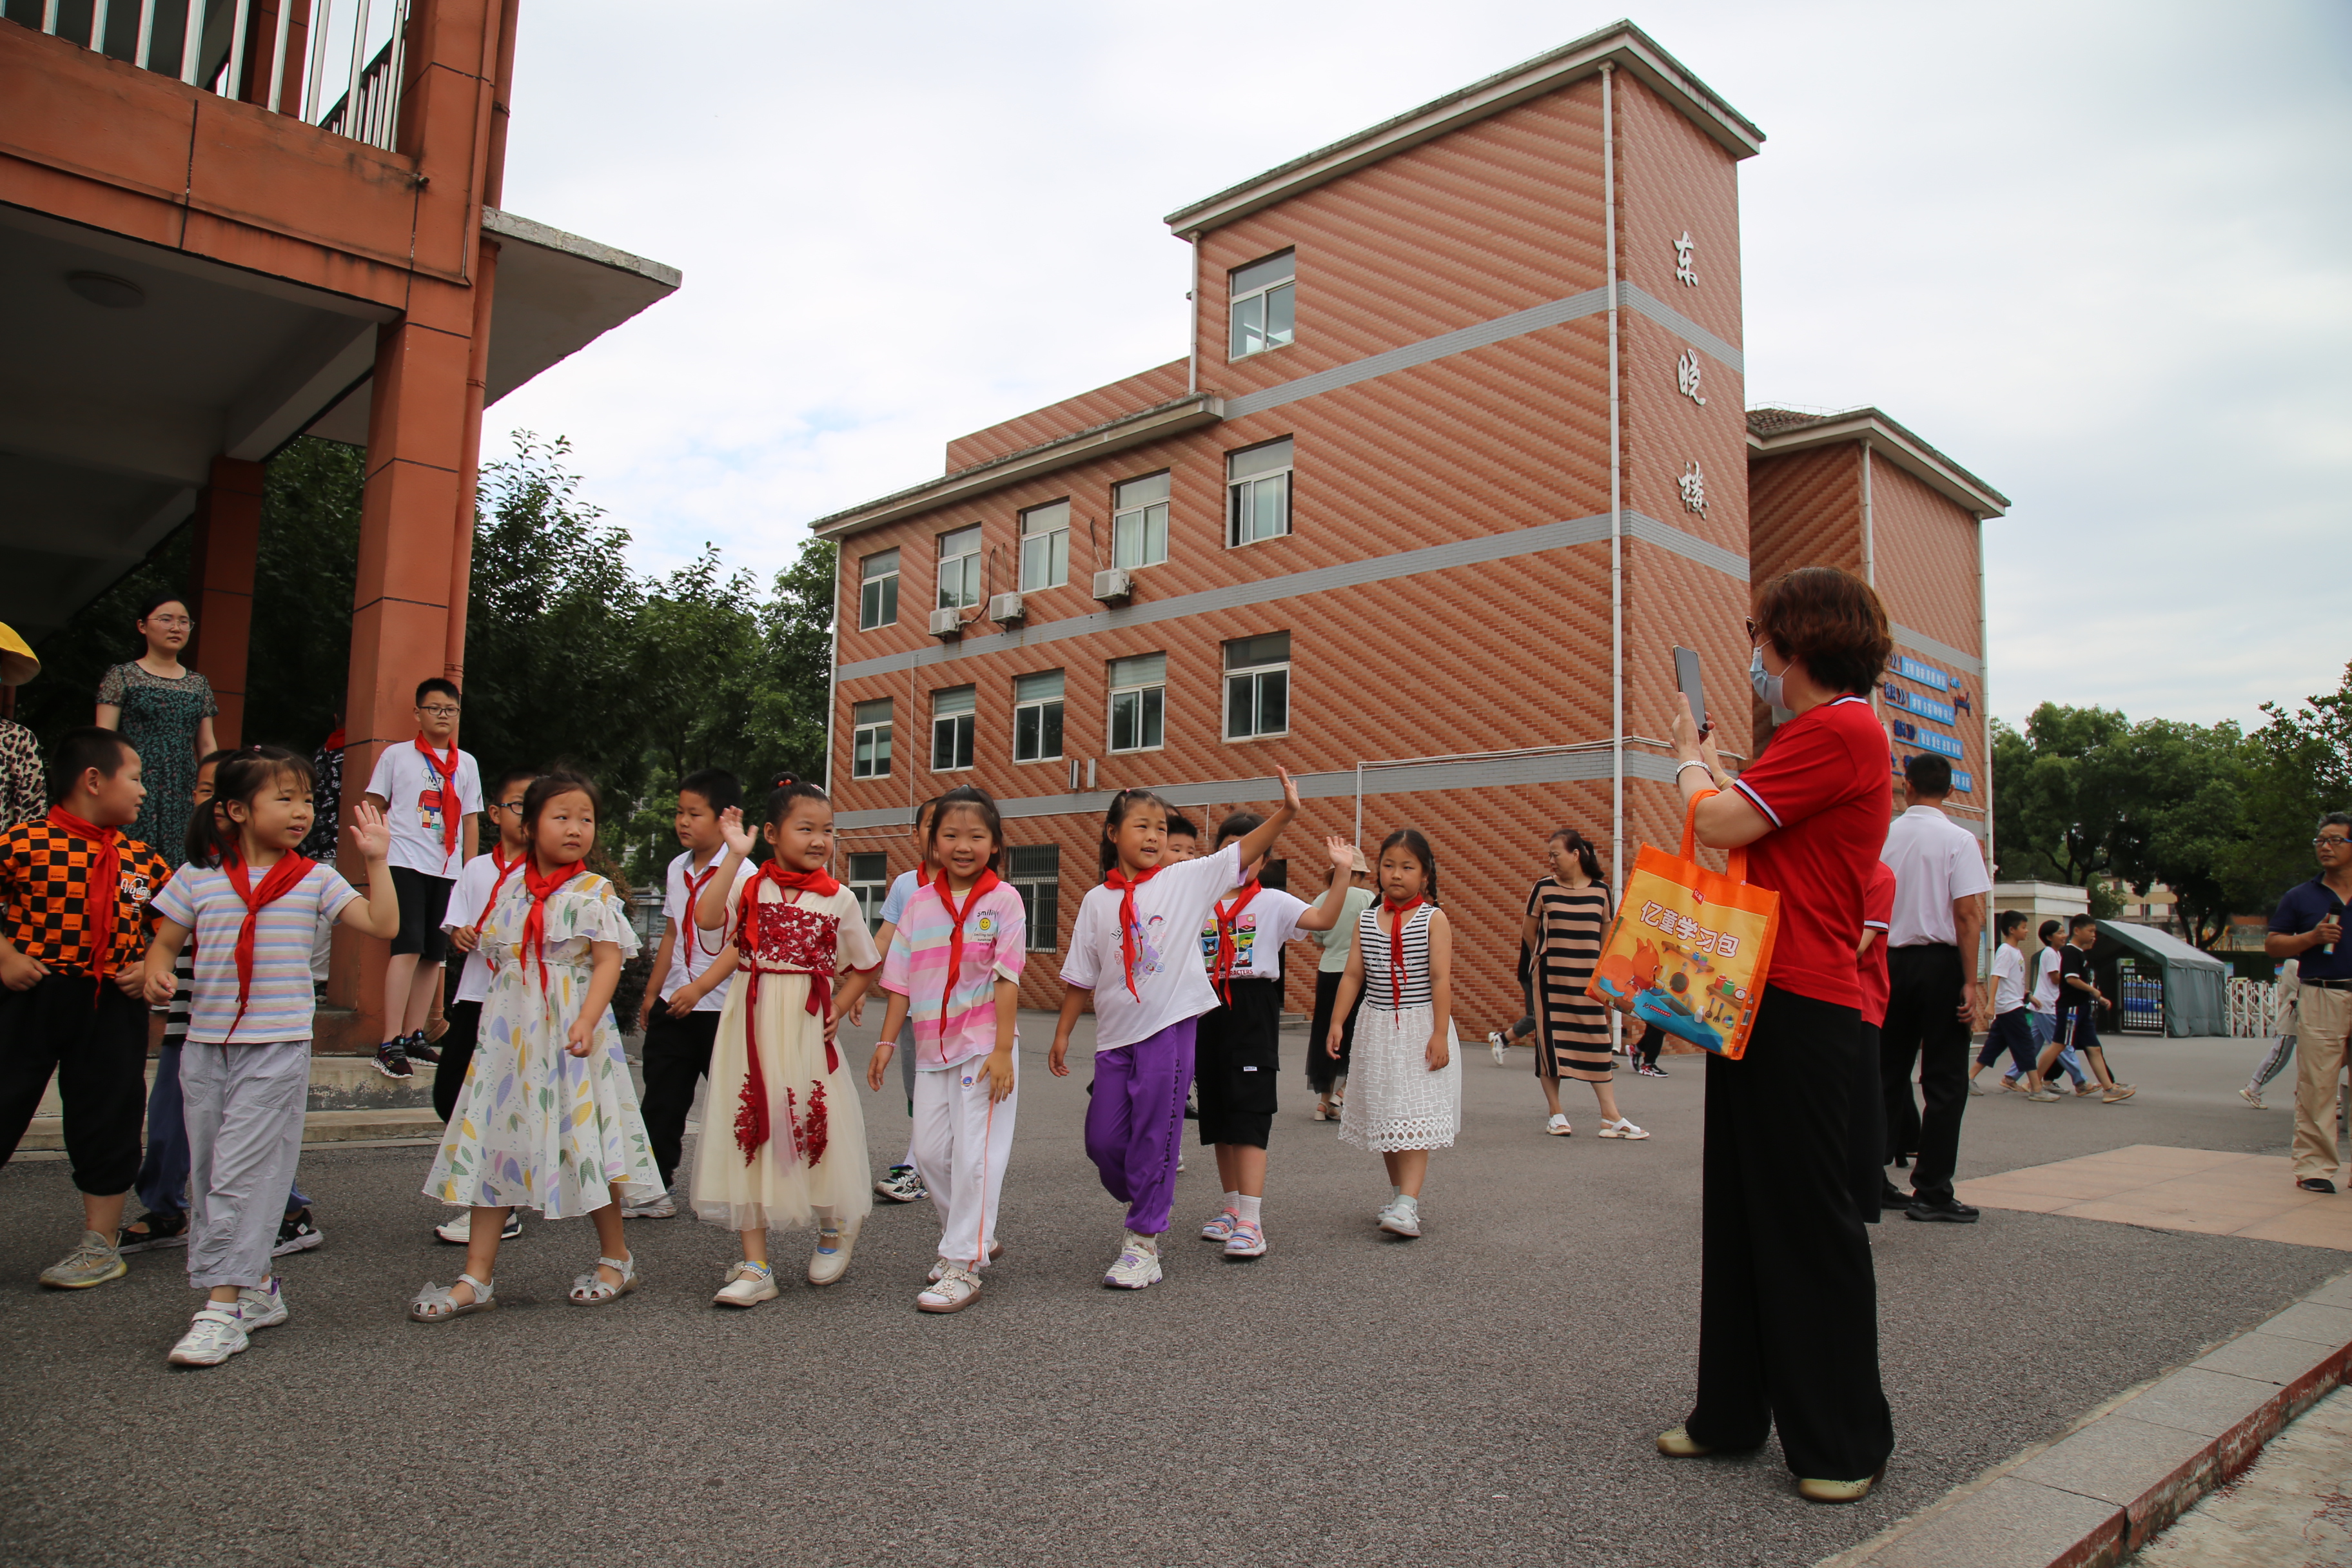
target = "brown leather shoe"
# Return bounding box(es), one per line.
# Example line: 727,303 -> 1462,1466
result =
1656,1426 -> 1714,1457
1798,1464 -> 1886,1503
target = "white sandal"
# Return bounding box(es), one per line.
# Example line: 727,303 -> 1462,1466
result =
410,1273 -> 496,1322
569,1253 -> 641,1306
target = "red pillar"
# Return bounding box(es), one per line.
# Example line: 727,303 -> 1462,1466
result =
184,456 -> 267,749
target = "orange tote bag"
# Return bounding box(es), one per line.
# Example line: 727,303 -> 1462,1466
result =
1584,790 -> 1781,1061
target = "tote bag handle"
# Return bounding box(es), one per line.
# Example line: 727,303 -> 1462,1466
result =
1678,789 -> 1751,883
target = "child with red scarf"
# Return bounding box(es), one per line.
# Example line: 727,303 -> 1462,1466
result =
870,787 -> 1026,1313
1190,821 -> 1356,1260
689,779 -> 880,1307
1048,772 -> 1300,1290
413,772 -> 660,1322
0,729 -> 174,1292
142,746 -> 399,1366
361,677 -> 482,1080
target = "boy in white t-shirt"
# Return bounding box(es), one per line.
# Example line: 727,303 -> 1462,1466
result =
360,678 -> 482,1080
1191,816 -> 1357,1259
631,769 -> 752,1217
2019,920 -> 2092,1099
1967,911 -> 2038,1092
1048,773 -> 1298,1290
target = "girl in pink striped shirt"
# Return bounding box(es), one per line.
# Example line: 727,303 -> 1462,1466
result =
871,787 -> 1025,1314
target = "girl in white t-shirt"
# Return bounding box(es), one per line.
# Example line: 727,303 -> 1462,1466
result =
1048,771 -> 1299,1289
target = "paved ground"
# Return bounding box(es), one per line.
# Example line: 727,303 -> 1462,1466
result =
1,1021 -> 2342,1568
2133,1384 -> 2352,1565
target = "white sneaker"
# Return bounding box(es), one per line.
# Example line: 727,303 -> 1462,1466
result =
1378,1199 -> 1422,1239
918,1262 -> 982,1313
435,1211 -> 522,1244
874,1164 -> 926,1203
1102,1237 -> 1162,1289
1546,1113 -> 1573,1136
235,1278 -> 289,1330
927,1240 -> 1005,1282
1489,1031 -> 1509,1065
167,1308 -> 250,1367
2240,1086 -> 2265,1108
713,1260 -> 779,1308
1599,1117 -> 1651,1140
622,1191 -> 677,1219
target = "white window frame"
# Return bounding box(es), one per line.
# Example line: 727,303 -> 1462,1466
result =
1107,653 -> 1167,755
930,685 -> 976,772
936,525 -> 982,611
1227,438 -> 1293,548
1112,471 -> 1170,570
858,549 -> 899,631
1222,633 -> 1291,742
1019,500 -> 1070,591
1012,670 -> 1066,765
1005,845 -> 1060,953
850,698 -> 892,780
1228,250 -> 1296,360
846,852 -> 890,934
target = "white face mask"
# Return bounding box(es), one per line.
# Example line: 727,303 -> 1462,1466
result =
1749,646 -> 1794,723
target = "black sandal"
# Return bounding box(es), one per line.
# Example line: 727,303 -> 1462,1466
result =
117,1210 -> 189,1254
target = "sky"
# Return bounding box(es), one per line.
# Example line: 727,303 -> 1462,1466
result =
484,0 -> 2352,734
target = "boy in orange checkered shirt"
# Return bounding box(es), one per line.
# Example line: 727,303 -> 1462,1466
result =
0,727 -> 171,1290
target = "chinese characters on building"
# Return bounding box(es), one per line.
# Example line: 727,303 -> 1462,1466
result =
1676,348 -> 1707,406
1679,461 -> 1706,514
1674,231 -> 1697,287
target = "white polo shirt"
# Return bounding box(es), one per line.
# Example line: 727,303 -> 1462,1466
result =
1879,804 -> 1992,947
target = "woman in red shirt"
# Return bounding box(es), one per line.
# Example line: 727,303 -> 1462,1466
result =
1654,567 -> 1897,1503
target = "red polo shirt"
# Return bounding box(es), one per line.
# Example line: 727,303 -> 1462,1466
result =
1729,695 -> 1890,1010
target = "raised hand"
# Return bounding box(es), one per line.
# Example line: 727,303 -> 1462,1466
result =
1278,766 -> 1301,813
346,799 -> 391,862
1326,834 -> 1357,873
718,805 -> 757,859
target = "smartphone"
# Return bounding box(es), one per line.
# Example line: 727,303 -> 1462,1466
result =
1673,646 -> 1709,737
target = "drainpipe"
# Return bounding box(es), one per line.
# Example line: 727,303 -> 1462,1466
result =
1603,61 -> 1623,891
1860,437 -> 1874,587
1977,511 -> 1992,879
1187,240 -> 1200,395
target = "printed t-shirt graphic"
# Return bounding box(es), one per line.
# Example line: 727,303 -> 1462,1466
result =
363,743 -> 484,879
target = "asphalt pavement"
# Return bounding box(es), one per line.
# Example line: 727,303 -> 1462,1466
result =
1,1019 -> 2341,1568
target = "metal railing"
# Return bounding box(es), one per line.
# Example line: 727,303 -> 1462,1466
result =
2228,977 -> 2280,1039
32,0 -> 411,152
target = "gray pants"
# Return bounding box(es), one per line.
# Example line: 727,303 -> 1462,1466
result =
182,1040 -> 310,1290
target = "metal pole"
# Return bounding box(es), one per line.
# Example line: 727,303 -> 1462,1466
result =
1353,761 -> 1363,854
1603,61 -> 1623,894
42,1 -> 60,37
342,0 -> 371,134
266,0 -> 291,110
302,0 -> 332,120
180,0 -> 202,82
134,0 -> 156,69
224,0 -> 252,99
1861,438 -> 1875,587
90,0 -> 111,52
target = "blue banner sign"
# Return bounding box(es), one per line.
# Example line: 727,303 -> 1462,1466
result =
1950,769 -> 1973,793
1908,731 -> 1965,761
1884,682 -> 1958,726
1896,656 -> 1950,692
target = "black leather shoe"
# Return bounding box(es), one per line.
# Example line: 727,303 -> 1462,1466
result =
1905,1199 -> 1981,1223
2297,1177 -> 2337,1195
1881,1181 -> 1911,1208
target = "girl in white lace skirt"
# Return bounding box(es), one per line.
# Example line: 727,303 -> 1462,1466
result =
1329,828 -> 1460,1237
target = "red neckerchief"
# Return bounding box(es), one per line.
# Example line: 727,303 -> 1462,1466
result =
220,848 -> 316,1039
931,870 -> 1004,1024
413,736 -> 461,863
1381,896 -> 1426,1008
681,852 -> 725,968
469,844 -> 524,937
520,856 -> 585,996
1102,863 -> 1163,1000
1210,879 -> 1263,1003
730,861 -> 845,1160
47,806 -> 124,987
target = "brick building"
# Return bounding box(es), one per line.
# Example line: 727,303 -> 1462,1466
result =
813,21 -> 2004,1026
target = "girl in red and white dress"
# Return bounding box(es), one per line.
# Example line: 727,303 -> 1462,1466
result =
689,779 -> 879,1307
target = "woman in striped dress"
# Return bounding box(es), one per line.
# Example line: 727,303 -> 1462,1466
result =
1528,829 -> 1647,1140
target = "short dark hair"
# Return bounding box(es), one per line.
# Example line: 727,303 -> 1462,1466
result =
1753,567 -> 1892,696
198,747 -> 240,770
489,766 -> 540,799
415,677 -> 461,706
133,592 -> 189,625
1997,908 -> 2028,936
187,746 -> 313,867
928,786 -> 1004,872
2068,913 -> 2098,933
2038,919 -> 2063,943
1163,810 -> 1199,841
1213,810 -> 1263,848
1903,754 -> 1952,796
46,727 -> 133,807
678,767 -> 743,818
2320,810 -> 2352,835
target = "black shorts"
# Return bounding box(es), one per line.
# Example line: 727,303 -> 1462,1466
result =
0,974 -> 148,1195
1195,977 -> 1281,1148
389,867 -> 454,959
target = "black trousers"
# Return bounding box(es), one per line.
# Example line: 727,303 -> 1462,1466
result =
0,974 -> 148,1195
1306,970 -> 1360,1092
641,1008 -> 721,1190
1851,1023 -> 1884,1222
1688,985 -> 1894,1481
1881,945 -> 1971,1206
431,1000 -> 482,1124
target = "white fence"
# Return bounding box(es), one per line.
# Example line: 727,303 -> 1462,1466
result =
2228,977 -> 2281,1039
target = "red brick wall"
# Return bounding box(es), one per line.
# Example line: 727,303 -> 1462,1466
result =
1867,458 -> 1988,827
945,360 -> 1191,473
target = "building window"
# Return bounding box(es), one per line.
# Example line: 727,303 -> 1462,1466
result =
1113,472 -> 1170,570
937,525 -> 982,611
1229,249 -> 1295,358
1228,438 -> 1292,547
1108,652 -> 1166,754
1224,632 -> 1290,741
1006,845 -> 1060,952
847,852 -> 890,934
1013,669 -> 1065,763
1019,500 -> 1069,591
931,685 -> 975,771
850,698 -> 892,779
858,549 -> 899,631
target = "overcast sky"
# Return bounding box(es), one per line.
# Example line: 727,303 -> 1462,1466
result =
485,0 -> 2351,734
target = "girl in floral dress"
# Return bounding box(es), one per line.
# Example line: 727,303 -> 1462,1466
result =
689,779 -> 880,1308
411,772 -> 661,1321
94,593 -> 218,866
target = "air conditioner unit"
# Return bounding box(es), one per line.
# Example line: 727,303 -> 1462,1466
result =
1091,567 -> 1132,603
927,607 -> 963,638
988,592 -> 1024,623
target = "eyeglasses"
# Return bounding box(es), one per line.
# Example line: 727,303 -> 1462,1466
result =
491,801 -> 525,816
418,705 -> 461,718
1744,617 -> 1762,643
146,614 -> 191,629
2318,836 -> 2352,850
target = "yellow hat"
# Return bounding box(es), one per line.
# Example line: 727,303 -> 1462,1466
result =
0,622 -> 37,688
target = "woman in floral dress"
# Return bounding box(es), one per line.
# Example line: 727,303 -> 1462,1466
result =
95,593 -> 217,864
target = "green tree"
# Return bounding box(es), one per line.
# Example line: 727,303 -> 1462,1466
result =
2242,661 -> 2352,903
1991,703 -> 2130,887
244,436 -> 364,753
2102,719 -> 2264,948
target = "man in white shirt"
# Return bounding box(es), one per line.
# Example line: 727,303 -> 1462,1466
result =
360,679 -> 482,1080
1879,754 -> 1992,1222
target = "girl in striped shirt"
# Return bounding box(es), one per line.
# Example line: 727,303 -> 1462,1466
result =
871,787 -> 1025,1313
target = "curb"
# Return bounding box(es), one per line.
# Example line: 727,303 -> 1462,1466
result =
19,1106 -> 443,1152
1821,1267 -> 2352,1567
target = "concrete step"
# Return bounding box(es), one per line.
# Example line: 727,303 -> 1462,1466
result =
34,1048 -> 439,1120
19,1104 -> 444,1152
